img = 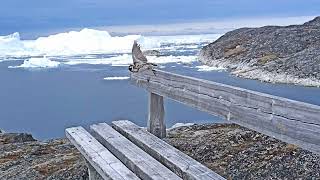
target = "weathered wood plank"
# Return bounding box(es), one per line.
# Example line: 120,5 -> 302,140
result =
112,120 -> 226,180
90,123 -> 182,180
148,92 -> 166,138
65,127 -> 139,180
130,70 -> 320,154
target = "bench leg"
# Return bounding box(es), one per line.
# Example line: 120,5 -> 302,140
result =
148,92 -> 166,138
86,161 -> 105,180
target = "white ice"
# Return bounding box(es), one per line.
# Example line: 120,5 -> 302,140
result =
0,28 -> 221,58
9,57 -> 60,69
103,76 -> 130,80
0,29 -> 224,70
196,65 -> 226,71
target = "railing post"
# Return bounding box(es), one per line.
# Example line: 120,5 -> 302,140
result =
148,92 -> 166,138
86,161 -> 103,180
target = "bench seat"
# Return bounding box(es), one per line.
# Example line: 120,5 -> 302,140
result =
66,121 -> 225,180
112,120 -> 225,180
65,126 -> 139,180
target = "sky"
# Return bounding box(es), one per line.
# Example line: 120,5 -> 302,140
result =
0,0 -> 319,38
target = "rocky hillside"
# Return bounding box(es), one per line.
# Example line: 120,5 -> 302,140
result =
199,16 -> 320,87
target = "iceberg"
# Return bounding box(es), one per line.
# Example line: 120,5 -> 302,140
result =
0,29 -> 222,58
9,57 -> 60,69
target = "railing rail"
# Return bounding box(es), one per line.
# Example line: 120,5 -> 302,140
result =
130,69 -> 320,155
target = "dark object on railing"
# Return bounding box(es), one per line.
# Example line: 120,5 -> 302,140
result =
129,41 -> 157,73
130,69 -> 320,155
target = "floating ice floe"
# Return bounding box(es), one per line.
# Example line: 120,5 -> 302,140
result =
196,65 -> 226,72
103,76 -> 130,80
64,54 -> 132,66
9,57 -> 60,69
64,55 -> 198,67
147,55 -> 198,64
0,28 -> 222,58
142,34 -> 222,46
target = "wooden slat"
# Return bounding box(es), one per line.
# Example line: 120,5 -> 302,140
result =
148,92 -> 166,138
130,70 -> 320,154
112,120 -> 225,180
65,127 -> 139,180
90,123 -> 181,180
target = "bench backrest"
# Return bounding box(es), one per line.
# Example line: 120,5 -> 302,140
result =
130,70 -> 320,155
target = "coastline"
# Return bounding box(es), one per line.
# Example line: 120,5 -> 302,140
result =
198,55 -> 320,87
199,16 -> 320,87
1,123 -> 319,179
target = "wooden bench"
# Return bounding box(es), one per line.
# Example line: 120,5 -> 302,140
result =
67,69 -> 320,179
66,120 -> 225,180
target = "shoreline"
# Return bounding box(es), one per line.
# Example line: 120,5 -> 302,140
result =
198,55 -> 320,87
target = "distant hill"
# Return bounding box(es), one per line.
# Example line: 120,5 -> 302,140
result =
199,17 -> 320,87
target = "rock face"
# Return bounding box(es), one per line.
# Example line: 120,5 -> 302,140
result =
0,133 -> 36,144
165,124 -> 320,179
0,134 -> 87,180
199,17 -> 320,86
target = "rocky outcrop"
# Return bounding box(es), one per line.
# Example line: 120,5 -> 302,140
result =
199,16 -> 320,86
0,133 -> 36,144
0,134 -> 87,180
165,124 -> 320,179
1,125 -> 319,179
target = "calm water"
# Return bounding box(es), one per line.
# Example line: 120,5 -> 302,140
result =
1,59 -> 320,140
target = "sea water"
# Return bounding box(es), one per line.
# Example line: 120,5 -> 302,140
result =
0,29 -> 319,140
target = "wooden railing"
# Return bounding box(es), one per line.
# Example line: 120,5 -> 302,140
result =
130,69 -> 320,155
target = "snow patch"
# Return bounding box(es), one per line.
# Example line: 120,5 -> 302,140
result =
169,123 -> 195,129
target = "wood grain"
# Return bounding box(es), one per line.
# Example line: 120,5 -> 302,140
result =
130,70 -> 320,154
65,127 -> 139,180
148,92 -> 166,138
90,123 -> 181,180
113,120 -> 226,180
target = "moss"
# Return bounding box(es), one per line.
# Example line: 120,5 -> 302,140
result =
258,54 -> 278,64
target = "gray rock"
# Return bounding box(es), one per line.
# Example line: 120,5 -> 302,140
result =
165,123 -> 320,179
0,133 -> 36,144
199,16 -> 320,86
0,138 -> 87,180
